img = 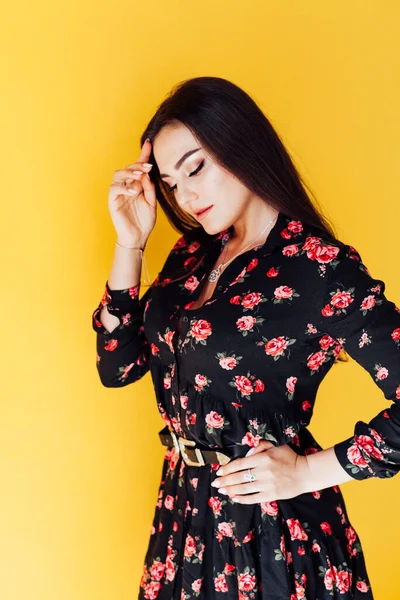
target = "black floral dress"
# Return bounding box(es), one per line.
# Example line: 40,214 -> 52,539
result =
92,211 -> 400,600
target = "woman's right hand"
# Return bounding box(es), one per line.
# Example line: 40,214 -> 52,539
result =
108,138 -> 157,248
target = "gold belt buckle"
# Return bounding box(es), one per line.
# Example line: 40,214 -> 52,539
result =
168,429 -> 205,467
169,428 -> 230,466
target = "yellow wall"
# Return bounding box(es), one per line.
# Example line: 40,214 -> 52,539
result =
1,1 -> 399,598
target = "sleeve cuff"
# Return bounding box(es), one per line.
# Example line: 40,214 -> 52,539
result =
333,436 -> 375,480
91,280 -> 142,338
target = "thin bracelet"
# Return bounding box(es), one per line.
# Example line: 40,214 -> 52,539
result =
115,241 -> 152,286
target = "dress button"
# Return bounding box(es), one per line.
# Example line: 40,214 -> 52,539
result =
177,508 -> 183,515
182,316 -> 188,322
217,284 -> 223,291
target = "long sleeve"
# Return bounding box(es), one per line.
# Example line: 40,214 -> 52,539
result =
314,243 -> 400,480
91,278 -> 155,387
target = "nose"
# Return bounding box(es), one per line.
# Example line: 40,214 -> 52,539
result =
175,185 -> 198,209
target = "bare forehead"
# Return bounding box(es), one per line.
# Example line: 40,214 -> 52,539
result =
153,127 -> 203,177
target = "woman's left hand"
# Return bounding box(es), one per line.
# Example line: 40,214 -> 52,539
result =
211,440 -> 310,503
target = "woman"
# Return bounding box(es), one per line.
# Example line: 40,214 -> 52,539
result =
92,76 -> 400,599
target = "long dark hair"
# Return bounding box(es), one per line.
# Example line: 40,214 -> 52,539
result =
140,75 -> 340,245
140,76 -> 347,362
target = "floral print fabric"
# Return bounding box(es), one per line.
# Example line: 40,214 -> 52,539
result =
92,210 -> 400,599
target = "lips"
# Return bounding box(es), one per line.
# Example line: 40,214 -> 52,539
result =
195,205 -> 213,219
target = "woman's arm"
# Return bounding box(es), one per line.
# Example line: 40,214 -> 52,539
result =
311,243 -> 400,481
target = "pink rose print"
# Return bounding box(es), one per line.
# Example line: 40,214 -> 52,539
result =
282,244 -> 299,256
218,522 -> 234,537
187,241 -> 200,253
360,295 -> 376,313
205,410 -> 226,430
233,375 -> 253,396
218,354 -> 239,369
237,315 -> 257,331
274,285 -> 293,299
286,375 -> 297,399
238,571 -> 257,592
261,500 -> 279,516
214,574 -> 228,593
184,275 -> 200,292
242,431 -> 262,447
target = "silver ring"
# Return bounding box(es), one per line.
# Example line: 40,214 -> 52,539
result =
243,468 -> 256,483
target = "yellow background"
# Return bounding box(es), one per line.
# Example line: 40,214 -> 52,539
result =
1,1 -> 399,598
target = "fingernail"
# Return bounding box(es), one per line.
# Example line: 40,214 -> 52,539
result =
132,170 -> 143,175
216,469 -> 223,476
127,188 -> 137,195
145,137 -> 151,142
143,163 -> 153,168
218,488 -> 227,494
246,448 -> 256,456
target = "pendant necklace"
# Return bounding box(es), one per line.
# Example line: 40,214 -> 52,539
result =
207,214 -> 278,283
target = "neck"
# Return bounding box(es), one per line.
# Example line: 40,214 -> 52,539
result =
229,204 -> 279,250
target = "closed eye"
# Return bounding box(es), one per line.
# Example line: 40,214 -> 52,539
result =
167,160 -> 205,194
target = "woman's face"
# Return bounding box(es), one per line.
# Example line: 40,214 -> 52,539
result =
152,123 -> 254,236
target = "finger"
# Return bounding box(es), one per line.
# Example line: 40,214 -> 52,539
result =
113,168 -> 150,183
110,182 -> 139,196
230,492 -> 268,504
245,440 -> 274,457
218,482 -> 263,497
214,463 -> 261,489
134,138 -> 152,165
216,449 -> 271,477
141,169 -> 157,208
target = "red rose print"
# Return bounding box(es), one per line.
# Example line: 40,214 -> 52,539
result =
264,336 -> 289,357
287,220 -> 303,234
355,435 -> 384,460
267,267 -> 279,277
286,518 -> 308,541
320,521 -> 332,535
105,339 -> 118,351
190,319 -> 212,341
331,290 -> 353,309
234,375 -> 254,396
321,303 -> 335,317
347,444 -> 368,467
242,292 -> 263,309
307,351 -> 326,371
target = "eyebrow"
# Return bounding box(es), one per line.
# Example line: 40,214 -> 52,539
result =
159,148 -> 201,179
